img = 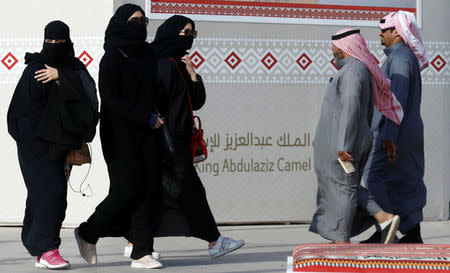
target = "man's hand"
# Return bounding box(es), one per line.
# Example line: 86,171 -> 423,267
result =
181,54 -> 198,81
338,151 -> 353,161
35,64 -> 59,83
383,140 -> 397,163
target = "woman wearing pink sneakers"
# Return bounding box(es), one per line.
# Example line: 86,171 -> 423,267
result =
7,21 -> 98,269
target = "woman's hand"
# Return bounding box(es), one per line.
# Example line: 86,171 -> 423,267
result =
181,54 -> 198,82
153,117 -> 164,129
35,65 -> 59,83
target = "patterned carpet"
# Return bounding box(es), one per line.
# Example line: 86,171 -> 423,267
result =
292,244 -> 450,272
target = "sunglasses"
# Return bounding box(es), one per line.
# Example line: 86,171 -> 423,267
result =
380,27 -> 395,33
127,16 -> 149,26
180,29 -> 197,39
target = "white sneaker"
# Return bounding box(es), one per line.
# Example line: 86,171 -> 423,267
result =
124,243 -> 161,259
209,236 -> 245,258
151,251 -> 161,260
380,215 -> 401,244
131,255 -> 163,269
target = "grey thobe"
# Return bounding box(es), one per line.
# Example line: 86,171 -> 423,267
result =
366,42 -> 426,233
309,57 -> 382,242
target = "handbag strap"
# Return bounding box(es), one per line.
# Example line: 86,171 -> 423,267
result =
194,116 -> 202,130
169,57 -> 196,127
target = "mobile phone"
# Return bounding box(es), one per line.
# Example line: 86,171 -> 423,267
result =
338,158 -> 356,174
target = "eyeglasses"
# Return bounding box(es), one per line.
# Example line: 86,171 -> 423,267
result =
179,29 -> 197,39
127,16 -> 149,26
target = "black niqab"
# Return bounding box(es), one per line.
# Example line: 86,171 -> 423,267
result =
25,20 -> 80,68
103,4 -> 147,51
151,15 -> 195,59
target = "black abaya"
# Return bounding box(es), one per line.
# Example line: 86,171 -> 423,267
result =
7,21 -> 98,256
150,15 -> 220,243
77,4 -> 162,260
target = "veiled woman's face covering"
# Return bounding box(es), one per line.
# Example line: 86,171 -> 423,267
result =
152,15 -> 196,58
125,11 -> 148,41
176,35 -> 194,51
127,20 -> 147,41
178,23 -> 196,50
42,42 -> 73,65
41,20 -> 75,66
103,4 -> 148,50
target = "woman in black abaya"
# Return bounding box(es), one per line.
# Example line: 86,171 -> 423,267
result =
7,20 -> 98,269
74,4 -> 164,269
150,15 -> 245,259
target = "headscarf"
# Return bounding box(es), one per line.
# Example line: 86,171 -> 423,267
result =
25,20 -> 80,68
103,4 -> 147,51
332,29 -> 404,125
151,15 -> 195,59
379,11 -> 429,71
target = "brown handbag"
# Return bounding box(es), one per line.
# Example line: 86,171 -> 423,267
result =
66,143 -> 91,166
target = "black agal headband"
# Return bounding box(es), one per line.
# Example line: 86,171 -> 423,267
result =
332,29 -> 360,40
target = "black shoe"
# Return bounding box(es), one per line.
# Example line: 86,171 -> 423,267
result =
360,231 -> 382,243
398,224 -> 423,243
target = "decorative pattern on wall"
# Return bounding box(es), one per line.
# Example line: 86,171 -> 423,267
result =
148,0 -> 417,26
189,38 -> 449,85
1,37 -> 448,85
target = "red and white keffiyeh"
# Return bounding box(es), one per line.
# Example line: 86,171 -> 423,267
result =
332,29 -> 403,125
379,11 -> 429,71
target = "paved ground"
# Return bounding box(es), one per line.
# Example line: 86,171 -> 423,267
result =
1,221 -> 450,273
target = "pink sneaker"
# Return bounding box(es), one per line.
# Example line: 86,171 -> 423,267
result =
36,249 -> 70,269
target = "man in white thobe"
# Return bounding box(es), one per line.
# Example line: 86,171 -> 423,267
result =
309,29 -> 402,243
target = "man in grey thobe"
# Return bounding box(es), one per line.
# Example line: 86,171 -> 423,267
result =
309,29 -> 400,243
